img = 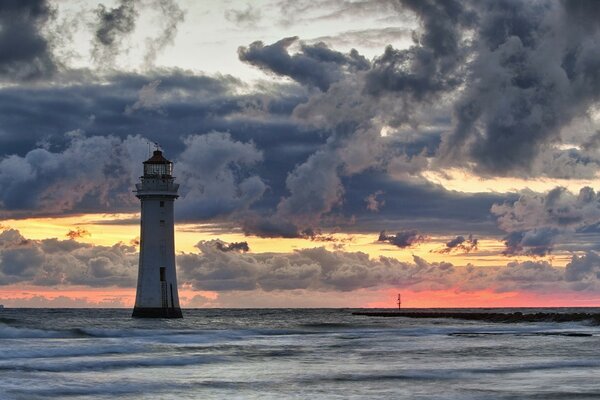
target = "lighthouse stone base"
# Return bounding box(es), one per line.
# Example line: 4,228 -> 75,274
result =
132,306 -> 183,318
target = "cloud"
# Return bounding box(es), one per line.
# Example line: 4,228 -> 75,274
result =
179,239 -> 600,294
435,234 -> 478,254
124,79 -> 164,115
0,0 -> 57,80
225,4 -> 261,28
492,187 -> 600,256
214,240 -> 250,252
66,227 -> 91,240
439,1 -> 600,176
365,190 -> 385,212
239,37 -> 370,91
92,0 -> 138,64
0,134 -> 148,216
0,229 -> 137,287
5,228 -> 600,296
378,230 -> 426,248
143,0 -> 185,66
175,132 -> 266,220
309,27 -> 412,49
0,127 -> 269,222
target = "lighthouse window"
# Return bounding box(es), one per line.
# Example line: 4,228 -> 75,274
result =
160,220 -> 165,227
159,201 -> 164,207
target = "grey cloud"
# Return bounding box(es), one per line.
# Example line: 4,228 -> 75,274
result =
365,190 -> 385,212
364,0 -> 474,99
225,4 -> 261,28
179,241 -> 452,292
239,37 -> 370,91
0,134 -> 148,216
565,251 -> 600,288
0,0 -> 56,80
179,239 -> 600,294
0,229 -> 137,287
501,228 -> 559,257
214,240 -> 250,253
124,79 -> 164,115
439,0 -> 600,176
492,187 -> 600,256
6,228 -> 600,295
436,234 -> 478,254
175,132 -> 266,220
92,0 -> 138,64
0,126 -> 270,222
378,230 -> 426,248
247,2 -> 475,234
309,27 -> 412,49
65,227 -> 91,240
277,0 -> 404,26
143,0 -> 185,66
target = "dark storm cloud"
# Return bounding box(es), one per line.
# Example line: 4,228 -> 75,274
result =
0,0 -> 56,80
364,0 -> 474,99
5,0 -> 600,243
378,230 -> 426,248
235,1 -> 478,234
0,130 -> 271,221
440,0 -> 600,176
239,37 -> 370,91
0,69 -> 333,224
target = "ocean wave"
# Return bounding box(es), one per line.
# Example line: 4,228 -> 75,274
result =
449,331 -> 593,337
0,323 -> 206,340
0,354 -> 225,373
0,343 -> 147,360
0,324 -> 71,339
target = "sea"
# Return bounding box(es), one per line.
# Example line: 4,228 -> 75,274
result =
2,308 -> 600,399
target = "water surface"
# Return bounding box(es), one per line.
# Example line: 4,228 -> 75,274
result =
1,308 -> 600,399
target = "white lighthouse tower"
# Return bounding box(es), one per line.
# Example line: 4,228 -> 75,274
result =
132,149 -> 183,318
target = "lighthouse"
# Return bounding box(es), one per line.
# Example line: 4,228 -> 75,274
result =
132,149 -> 183,318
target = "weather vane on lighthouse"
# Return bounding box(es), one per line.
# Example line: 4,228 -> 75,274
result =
132,147 -> 183,318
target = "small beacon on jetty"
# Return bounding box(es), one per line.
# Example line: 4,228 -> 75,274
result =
132,148 -> 183,318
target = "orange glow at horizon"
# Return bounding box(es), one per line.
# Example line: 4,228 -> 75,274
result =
366,288 -> 600,308
0,285 -> 219,308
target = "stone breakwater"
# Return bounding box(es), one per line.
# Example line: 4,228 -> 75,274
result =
352,311 -> 600,323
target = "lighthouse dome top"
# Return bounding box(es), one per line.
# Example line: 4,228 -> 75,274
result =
143,150 -> 173,177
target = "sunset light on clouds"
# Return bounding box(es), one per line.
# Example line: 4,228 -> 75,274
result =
2,0 -> 600,308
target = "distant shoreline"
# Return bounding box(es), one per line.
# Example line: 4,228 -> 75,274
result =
353,310 -> 600,323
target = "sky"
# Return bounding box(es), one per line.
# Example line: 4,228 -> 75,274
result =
2,0 -> 600,308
